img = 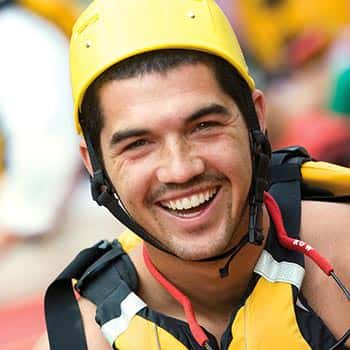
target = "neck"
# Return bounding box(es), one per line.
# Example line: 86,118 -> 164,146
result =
129,205 -> 270,321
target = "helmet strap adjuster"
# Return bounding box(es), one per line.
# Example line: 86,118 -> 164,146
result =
248,129 -> 271,245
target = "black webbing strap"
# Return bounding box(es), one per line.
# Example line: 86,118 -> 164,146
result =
78,254 -> 138,327
45,240 -> 114,350
270,146 -> 310,165
268,147 -> 311,236
269,164 -> 301,185
76,240 -> 138,305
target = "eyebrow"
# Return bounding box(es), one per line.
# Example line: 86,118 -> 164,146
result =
185,103 -> 230,124
110,128 -> 149,148
109,103 -> 230,148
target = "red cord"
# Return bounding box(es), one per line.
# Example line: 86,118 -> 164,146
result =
264,192 -> 334,275
142,245 -> 209,347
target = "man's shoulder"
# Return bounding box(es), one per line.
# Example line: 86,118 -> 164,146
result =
300,199 -> 350,296
300,200 -> 350,345
301,200 -> 350,251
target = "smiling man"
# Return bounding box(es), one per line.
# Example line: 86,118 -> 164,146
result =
95,60 -> 258,262
38,1 -> 350,349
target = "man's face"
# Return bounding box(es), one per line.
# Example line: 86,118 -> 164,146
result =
97,63 -> 256,260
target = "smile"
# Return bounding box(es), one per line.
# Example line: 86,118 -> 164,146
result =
159,187 -> 219,215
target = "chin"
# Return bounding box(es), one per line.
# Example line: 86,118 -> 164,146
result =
165,235 -> 231,262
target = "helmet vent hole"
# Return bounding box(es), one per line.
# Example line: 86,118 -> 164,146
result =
187,11 -> 196,19
262,0 -> 285,8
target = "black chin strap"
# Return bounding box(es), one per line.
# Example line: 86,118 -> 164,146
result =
218,234 -> 250,277
248,130 -> 271,245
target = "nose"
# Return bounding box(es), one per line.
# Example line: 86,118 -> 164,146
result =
156,139 -> 205,184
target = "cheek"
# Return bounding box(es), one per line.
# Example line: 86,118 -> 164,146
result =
109,158 -> 155,214
202,133 -> 252,181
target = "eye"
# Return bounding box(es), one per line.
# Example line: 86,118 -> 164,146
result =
193,121 -> 220,133
123,139 -> 150,152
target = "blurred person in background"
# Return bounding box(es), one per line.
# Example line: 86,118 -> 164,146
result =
0,0 -> 88,251
273,112 -> 350,166
235,0 -> 350,165
328,28 -> 350,118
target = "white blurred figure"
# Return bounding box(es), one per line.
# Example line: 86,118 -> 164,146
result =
0,0 -> 80,250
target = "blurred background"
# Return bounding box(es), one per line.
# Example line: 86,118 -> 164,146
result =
0,0 -> 349,349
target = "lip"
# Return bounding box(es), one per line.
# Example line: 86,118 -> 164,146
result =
155,186 -> 223,231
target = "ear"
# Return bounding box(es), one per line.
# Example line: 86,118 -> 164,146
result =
252,89 -> 267,132
79,138 -> 93,176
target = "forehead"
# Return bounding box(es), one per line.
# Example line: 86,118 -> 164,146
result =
98,63 -> 235,131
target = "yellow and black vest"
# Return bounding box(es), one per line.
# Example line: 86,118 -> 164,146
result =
44,147 -> 350,349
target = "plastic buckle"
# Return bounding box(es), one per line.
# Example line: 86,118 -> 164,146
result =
96,240 -> 111,250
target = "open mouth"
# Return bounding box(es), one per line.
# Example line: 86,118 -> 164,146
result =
158,187 -> 220,218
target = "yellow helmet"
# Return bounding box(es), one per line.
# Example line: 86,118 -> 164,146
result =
238,0 -> 350,71
70,0 -> 255,134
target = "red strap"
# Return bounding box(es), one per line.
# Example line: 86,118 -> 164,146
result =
142,246 -> 209,347
264,192 -> 334,275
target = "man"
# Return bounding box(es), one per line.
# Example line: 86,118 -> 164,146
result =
37,0 -> 350,349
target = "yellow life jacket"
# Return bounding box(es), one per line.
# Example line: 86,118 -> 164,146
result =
106,229 -> 317,350
301,160 -> 350,196
44,147 -> 350,350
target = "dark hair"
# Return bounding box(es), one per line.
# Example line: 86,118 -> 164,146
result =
80,49 -> 253,161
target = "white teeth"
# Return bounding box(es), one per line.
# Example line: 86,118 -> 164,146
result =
161,188 -> 218,211
183,198 -> 191,209
175,199 -> 184,210
190,194 -> 200,208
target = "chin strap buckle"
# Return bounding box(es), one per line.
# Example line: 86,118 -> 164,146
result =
248,202 -> 264,245
90,169 -> 112,205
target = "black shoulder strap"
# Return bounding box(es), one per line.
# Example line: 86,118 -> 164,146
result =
44,239 -> 138,350
268,146 -> 311,237
76,241 -> 139,328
